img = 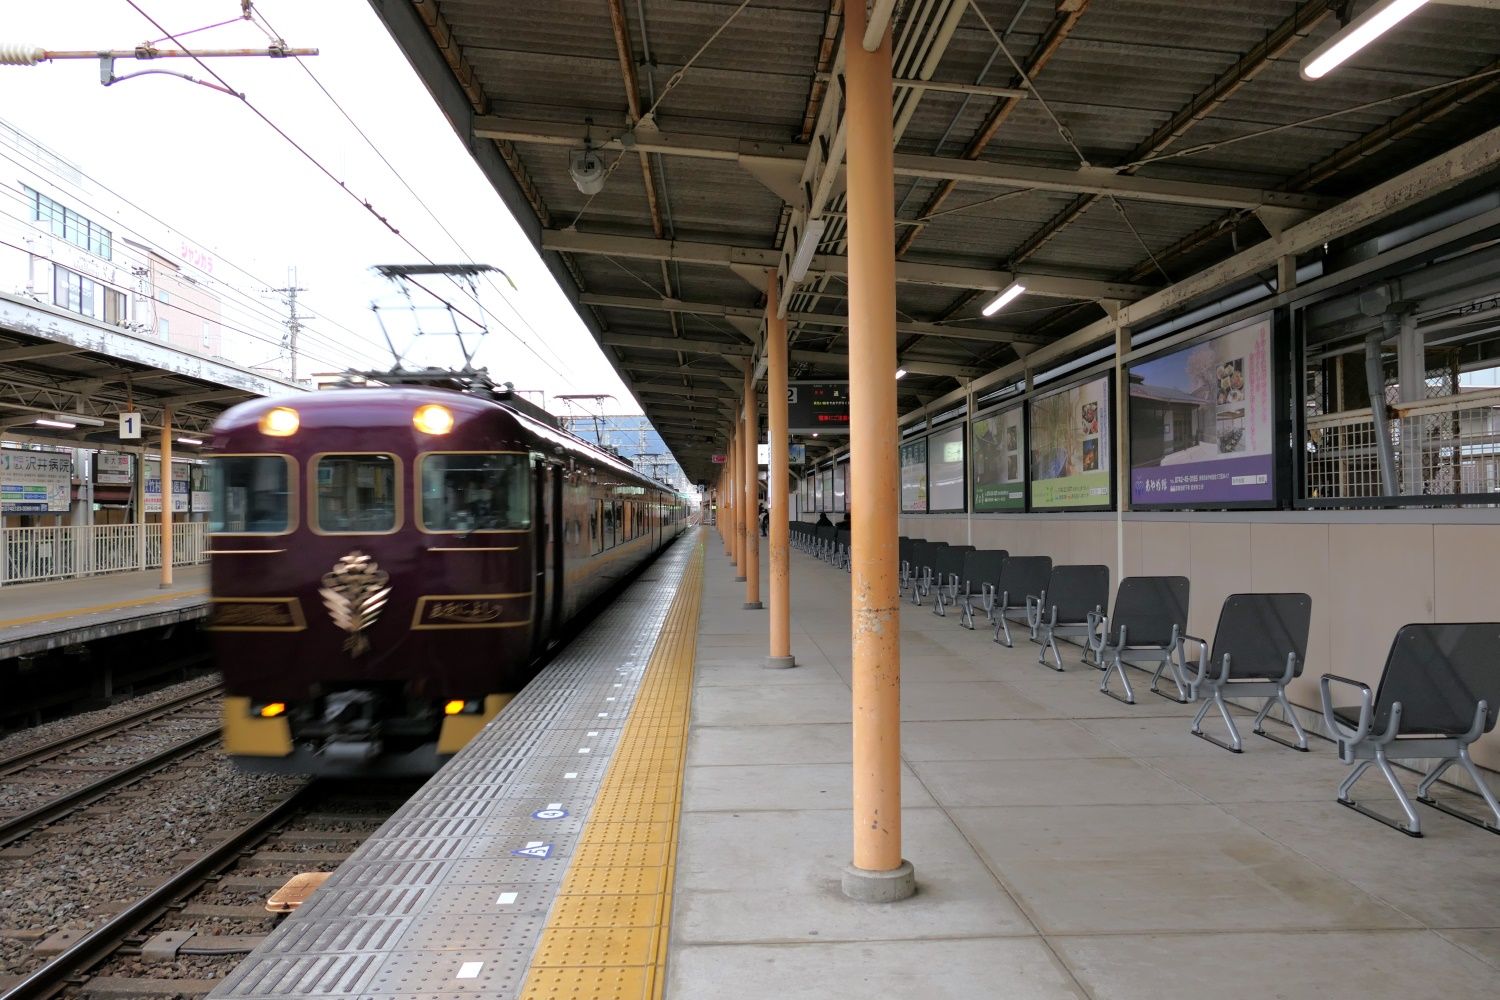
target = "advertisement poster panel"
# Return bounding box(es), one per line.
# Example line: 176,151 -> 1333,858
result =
1129,314 -> 1274,507
145,459 -> 191,514
190,465 -> 212,512
972,405 -> 1026,511
1,450 -> 73,513
899,437 -> 927,512
1028,375 -> 1112,510
929,423 -> 966,512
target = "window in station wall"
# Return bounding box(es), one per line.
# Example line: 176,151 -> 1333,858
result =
1028,374 -> 1112,510
833,461 -> 847,512
813,466 -> 825,511
972,404 -> 1026,511
928,423 -> 966,512
899,437 -> 928,512
820,465 -> 834,512
1129,312 -> 1275,509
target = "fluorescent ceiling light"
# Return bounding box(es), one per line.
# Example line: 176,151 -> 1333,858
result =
982,282 -> 1026,317
789,217 -> 827,282
1301,0 -> 1429,80
176,436 -> 204,446
35,417 -> 76,429
895,367 -> 908,380
54,413 -> 105,427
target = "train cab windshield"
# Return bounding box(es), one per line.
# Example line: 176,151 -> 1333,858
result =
208,455 -> 293,534
313,453 -> 399,533
420,452 -> 530,532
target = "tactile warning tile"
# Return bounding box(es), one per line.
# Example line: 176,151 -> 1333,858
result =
520,542 -> 704,998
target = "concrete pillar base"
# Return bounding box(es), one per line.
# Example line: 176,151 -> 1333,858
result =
841,860 -> 916,903
742,601 -> 763,610
734,576 -> 747,583
764,654 -> 796,670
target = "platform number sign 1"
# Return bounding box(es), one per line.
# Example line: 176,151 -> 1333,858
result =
119,412 -> 142,440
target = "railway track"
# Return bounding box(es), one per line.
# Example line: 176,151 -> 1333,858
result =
0,680 -> 223,779
1,781 -> 415,1000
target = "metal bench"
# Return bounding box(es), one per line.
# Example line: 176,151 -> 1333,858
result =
957,549 -> 1008,630
815,524 -> 837,563
1320,622 -> 1500,838
898,536 -> 914,588
1183,593 -> 1312,753
834,525 -> 851,571
1093,576 -> 1191,704
990,555 -> 1052,647
1025,564 -> 1109,670
930,544 -> 976,617
906,540 -> 948,605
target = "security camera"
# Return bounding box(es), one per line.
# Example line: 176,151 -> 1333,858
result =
569,147 -> 607,195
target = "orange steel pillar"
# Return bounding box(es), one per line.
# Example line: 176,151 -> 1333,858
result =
731,424 -> 745,579
841,2 -> 914,903
765,271 -> 794,666
742,361 -> 762,610
159,407 -> 174,588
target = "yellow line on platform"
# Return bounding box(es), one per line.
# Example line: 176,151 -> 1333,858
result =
0,587 -> 210,630
520,540 -> 704,1000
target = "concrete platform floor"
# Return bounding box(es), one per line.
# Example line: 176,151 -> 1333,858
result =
0,565 -> 208,658
669,536 -> 1500,999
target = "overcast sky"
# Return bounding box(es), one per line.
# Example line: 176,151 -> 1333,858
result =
4,0 -> 638,416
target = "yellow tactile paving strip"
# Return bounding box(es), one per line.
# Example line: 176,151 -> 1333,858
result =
0,587 -> 210,630
520,540 -> 704,1000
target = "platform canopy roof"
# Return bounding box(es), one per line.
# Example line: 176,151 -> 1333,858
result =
0,292 -> 298,450
371,0 -> 1500,481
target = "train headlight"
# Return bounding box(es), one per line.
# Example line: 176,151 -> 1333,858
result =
443,699 -> 467,716
258,702 -> 287,718
259,407 -> 300,437
413,404 -> 455,435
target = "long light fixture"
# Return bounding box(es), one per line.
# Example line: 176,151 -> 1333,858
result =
788,217 -> 828,282
34,417 -> 76,429
1300,0 -> 1429,81
53,412 -> 105,427
176,436 -> 204,446
895,367 -> 908,380
982,282 -> 1026,317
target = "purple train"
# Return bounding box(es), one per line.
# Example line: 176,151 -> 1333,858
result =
205,381 -> 687,775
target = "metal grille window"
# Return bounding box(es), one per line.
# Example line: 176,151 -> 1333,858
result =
419,453 -> 530,532
314,454 -> 398,534
209,456 -> 293,534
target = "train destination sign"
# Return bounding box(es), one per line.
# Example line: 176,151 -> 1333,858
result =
789,382 -> 850,433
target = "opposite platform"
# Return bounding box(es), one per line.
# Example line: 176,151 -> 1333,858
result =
668,537 -> 1500,999
0,565 -> 208,660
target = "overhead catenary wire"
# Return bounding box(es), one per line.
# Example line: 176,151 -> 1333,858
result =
120,0 -> 575,386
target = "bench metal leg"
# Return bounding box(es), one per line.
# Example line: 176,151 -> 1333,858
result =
1190,686 -> 1241,752
959,597 -> 974,630
1099,652 -> 1135,704
1416,747 -> 1500,835
1253,691 -> 1309,751
1148,655 -> 1190,704
933,586 -> 948,617
1338,750 -> 1423,837
993,611 -> 1015,647
1037,627 -> 1064,672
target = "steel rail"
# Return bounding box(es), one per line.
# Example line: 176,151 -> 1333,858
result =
0,678 -> 221,778
0,729 -> 220,848
0,782 -> 318,1000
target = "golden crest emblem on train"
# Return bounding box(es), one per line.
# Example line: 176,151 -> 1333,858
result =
319,551 -> 391,657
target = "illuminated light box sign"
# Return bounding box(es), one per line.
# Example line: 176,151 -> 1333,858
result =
1129,313 -> 1275,508
899,437 -> 927,512
2,450 -> 73,513
972,405 -> 1025,511
789,382 -> 850,433
928,423 -> 966,512
1028,374 -> 1112,511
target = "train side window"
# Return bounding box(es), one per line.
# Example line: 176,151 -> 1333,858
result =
208,455 -> 293,534
313,453 -> 399,534
591,501 -> 601,553
419,452 -> 530,533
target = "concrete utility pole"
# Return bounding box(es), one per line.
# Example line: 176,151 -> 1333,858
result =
268,267 -> 310,383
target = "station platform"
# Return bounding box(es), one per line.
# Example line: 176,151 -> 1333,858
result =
0,566 -> 209,660
213,528 -> 1499,998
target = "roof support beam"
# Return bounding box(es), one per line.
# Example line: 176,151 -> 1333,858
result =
545,230 -> 1154,300
601,332 -> 754,356
0,344 -> 85,363
579,291 -> 1050,344
476,117 -> 1331,212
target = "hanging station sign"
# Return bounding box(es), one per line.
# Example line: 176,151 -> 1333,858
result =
1128,312 -> 1275,508
788,382 -> 850,433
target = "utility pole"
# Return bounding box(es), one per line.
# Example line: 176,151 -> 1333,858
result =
268,267 -> 310,383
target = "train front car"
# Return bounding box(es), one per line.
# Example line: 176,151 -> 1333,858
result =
206,388 -> 537,775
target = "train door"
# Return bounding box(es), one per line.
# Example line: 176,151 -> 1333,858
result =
530,459 -> 548,659
549,464 -> 564,638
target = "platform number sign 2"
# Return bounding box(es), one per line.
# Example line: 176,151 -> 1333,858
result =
119,412 -> 142,440
787,386 -> 799,405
